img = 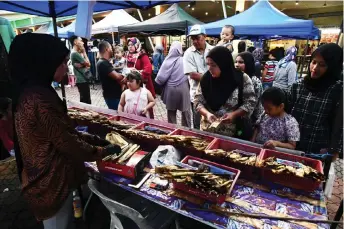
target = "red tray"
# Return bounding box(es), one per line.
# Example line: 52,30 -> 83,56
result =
134,122 -> 175,134
205,139 -> 262,179
173,156 -> 240,204
168,129 -> 216,158
258,149 -> 324,191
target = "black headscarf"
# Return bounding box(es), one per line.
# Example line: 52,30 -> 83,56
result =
237,52 -> 255,78
200,46 -> 242,111
304,43 -> 343,91
9,33 -> 69,181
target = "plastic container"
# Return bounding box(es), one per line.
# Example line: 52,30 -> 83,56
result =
173,156 -> 240,204
258,149 -> 324,191
168,129 -> 216,158
75,126 -> 88,133
205,139 -> 262,179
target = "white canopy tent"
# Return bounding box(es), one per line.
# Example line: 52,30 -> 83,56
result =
92,9 -> 139,35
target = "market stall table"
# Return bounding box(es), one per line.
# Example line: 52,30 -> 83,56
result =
85,162 -> 329,229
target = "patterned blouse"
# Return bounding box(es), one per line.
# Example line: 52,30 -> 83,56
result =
255,113 -> 300,144
288,79 -> 343,154
15,86 -> 105,220
194,73 -> 257,137
251,75 -> 264,123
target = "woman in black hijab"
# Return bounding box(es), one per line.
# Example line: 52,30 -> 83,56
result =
194,46 -> 256,137
10,33 -> 120,228
288,43 -> 343,156
235,52 -> 264,123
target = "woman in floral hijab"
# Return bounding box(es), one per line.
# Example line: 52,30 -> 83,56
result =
252,48 -> 264,78
125,37 -> 155,118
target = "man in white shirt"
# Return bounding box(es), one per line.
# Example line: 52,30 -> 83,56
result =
183,24 -> 214,129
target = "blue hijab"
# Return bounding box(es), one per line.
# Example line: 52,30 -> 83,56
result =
278,46 -> 297,68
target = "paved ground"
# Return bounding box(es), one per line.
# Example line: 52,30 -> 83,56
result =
58,83 -> 343,224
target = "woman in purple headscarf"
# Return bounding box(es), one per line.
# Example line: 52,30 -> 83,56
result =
273,46 -> 298,91
155,41 -> 191,127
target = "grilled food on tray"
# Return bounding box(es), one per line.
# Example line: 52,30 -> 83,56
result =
154,165 -> 233,196
258,157 -> 325,181
102,143 -> 140,164
106,132 -> 130,149
205,149 -> 256,166
122,129 -> 210,151
68,108 -> 135,130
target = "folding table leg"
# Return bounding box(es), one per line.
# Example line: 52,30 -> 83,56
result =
331,200 -> 343,229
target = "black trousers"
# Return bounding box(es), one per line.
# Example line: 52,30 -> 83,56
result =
76,83 -> 91,104
191,102 -> 201,130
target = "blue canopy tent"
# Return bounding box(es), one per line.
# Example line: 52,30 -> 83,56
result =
202,0 -> 320,40
51,21 -> 75,38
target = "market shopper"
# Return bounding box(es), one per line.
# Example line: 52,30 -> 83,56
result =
288,43 -> 343,155
155,41 -> 192,127
273,46 -> 298,91
118,71 -> 156,118
252,48 -> 264,79
125,37 -> 155,119
217,25 -> 235,52
70,36 -> 92,104
183,24 -> 214,129
252,87 -> 300,150
97,41 -> 124,110
152,44 -> 165,76
194,46 -> 256,138
0,97 -> 13,157
9,33 -> 121,229
262,48 -> 279,89
235,52 -> 263,123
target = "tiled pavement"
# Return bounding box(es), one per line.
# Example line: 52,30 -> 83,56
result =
58,83 -> 343,225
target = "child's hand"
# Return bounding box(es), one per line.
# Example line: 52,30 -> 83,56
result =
263,140 -> 279,149
141,108 -> 148,115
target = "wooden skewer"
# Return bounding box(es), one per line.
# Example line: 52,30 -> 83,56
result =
185,207 -> 343,224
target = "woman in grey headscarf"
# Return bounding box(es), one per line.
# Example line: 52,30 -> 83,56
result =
155,41 -> 191,127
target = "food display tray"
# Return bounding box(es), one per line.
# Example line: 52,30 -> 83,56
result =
205,139 -> 262,178
97,151 -> 151,179
168,129 -> 216,158
173,156 -> 240,204
134,122 -> 176,134
258,149 -> 324,191
108,116 -> 143,126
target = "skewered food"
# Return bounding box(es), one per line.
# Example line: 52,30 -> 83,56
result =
68,108 -> 135,130
258,157 -> 325,181
154,165 -> 234,196
102,143 -> 140,164
106,133 -> 129,149
205,149 -> 257,166
144,126 -> 171,135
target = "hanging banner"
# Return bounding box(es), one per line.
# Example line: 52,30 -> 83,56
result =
75,0 -> 96,39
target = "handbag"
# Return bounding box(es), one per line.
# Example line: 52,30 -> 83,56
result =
233,77 -> 254,140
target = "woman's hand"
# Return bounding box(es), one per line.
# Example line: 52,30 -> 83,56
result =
206,112 -> 217,123
221,112 -> 236,123
263,140 -> 279,149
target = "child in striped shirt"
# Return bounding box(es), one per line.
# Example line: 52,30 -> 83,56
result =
262,49 -> 279,90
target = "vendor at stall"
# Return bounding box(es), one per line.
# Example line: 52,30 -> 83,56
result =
9,33 -> 120,229
194,46 -> 256,138
288,43 -> 343,157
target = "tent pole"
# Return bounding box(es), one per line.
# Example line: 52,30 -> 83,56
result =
112,32 -> 115,45
336,20 -> 343,45
136,9 -> 154,50
49,0 -> 67,108
300,38 -> 309,79
221,0 -> 227,18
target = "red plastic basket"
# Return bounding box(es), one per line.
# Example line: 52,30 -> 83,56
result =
172,156 -> 240,204
168,129 -> 216,158
258,149 -> 324,191
205,139 -> 262,179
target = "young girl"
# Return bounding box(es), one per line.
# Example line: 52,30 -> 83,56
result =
114,46 -> 125,73
252,87 -> 300,150
217,25 -> 235,52
118,71 -> 155,118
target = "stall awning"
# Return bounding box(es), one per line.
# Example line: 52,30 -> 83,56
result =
202,0 -> 320,40
92,9 -> 139,34
119,3 -> 203,35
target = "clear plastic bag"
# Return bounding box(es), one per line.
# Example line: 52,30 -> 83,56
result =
324,162 -> 335,199
149,145 -> 182,168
